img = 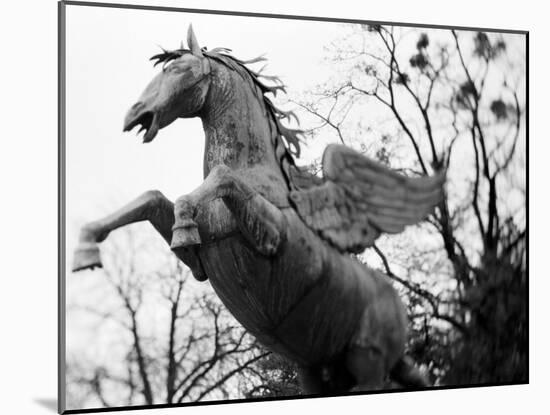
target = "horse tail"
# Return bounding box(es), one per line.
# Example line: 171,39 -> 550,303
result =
389,356 -> 430,388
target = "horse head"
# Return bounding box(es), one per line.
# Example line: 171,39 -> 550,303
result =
122,24 -> 303,187
123,25 -> 211,143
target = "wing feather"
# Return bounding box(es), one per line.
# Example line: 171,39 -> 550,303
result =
290,144 -> 445,253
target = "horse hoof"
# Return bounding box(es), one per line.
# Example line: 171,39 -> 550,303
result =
171,220 -> 201,249
72,243 -> 102,272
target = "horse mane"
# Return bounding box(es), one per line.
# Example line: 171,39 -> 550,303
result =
150,46 -> 306,190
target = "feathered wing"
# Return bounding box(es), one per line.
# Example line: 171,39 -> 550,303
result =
290,144 -> 446,253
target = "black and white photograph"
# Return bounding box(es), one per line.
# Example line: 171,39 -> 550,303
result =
57,1 -> 528,413
7,0 -> 548,414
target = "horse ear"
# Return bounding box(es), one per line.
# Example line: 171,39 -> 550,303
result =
187,25 -> 203,57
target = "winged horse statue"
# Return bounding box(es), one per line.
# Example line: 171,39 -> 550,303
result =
72,25 -> 444,394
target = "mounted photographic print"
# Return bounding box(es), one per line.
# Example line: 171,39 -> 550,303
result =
58,1 -> 528,413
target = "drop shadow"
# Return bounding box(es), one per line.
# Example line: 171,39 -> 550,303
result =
34,398 -> 57,412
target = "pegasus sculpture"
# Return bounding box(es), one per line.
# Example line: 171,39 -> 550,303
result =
72,25 -> 445,394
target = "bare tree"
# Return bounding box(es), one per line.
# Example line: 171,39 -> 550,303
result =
66,226 -> 269,409
291,25 -> 526,384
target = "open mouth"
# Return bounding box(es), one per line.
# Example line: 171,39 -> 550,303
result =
123,110 -> 159,143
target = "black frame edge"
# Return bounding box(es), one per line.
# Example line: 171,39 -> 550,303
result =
63,0 -> 528,35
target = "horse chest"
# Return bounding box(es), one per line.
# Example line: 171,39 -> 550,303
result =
195,212 -> 370,364
198,234 -> 291,334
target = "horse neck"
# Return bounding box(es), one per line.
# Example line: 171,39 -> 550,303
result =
200,62 -> 282,179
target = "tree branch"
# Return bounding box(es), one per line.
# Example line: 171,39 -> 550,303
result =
373,244 -> 467,334
195,352 -> 270,401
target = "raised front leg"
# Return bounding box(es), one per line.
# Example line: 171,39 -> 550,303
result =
171,165 -> 286,256
297,366 -> 324,395
72,190 -> 206,281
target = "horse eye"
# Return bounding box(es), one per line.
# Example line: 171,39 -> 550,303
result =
168,64 -> 185,73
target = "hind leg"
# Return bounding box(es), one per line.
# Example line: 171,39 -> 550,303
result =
297,366 -> 324,395
345,283 -> 408,392
346,345 -> 387,391
298,361 -> 355,395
